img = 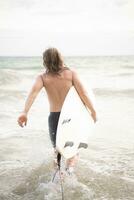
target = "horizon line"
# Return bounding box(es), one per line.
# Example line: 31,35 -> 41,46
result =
0,54 -> 134,57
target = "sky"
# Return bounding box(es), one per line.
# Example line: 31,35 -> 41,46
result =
0,0 -> 134,56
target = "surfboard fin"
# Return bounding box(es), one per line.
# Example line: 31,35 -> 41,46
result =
78,143 -> 88,149
64,141 -> 74,147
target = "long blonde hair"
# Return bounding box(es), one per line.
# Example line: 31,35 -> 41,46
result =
43,48 -> 64,74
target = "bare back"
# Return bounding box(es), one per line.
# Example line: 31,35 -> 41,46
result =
41,68 -> 73,112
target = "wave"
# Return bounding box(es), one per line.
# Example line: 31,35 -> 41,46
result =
122,65 -> 134,69
108,72 -> 134,77
0,88 -> 26,101
93,88 -> 134,98
0,56 -> 42,70
0,69 -> 20,85
1,66 -> 42,70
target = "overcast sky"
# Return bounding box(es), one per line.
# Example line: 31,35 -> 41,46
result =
0,0 -> 134,56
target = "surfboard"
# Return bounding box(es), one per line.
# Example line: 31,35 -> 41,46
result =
56,86 -> 94,159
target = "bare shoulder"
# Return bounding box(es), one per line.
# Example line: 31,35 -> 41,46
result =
34,73 -> 46,86
34,73 -> 43,81
71,69 -> 80,80
38,72 -> 47,80
71,69 -> 86,92
39,72 -> 47,77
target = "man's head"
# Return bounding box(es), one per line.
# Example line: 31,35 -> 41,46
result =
43,48 -> 64,74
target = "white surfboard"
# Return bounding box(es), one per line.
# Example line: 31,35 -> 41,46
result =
56,86 -> 94,159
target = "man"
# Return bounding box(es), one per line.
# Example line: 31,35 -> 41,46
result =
17,47 -> 97,172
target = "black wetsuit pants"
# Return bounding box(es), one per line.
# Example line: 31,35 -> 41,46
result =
48,112 -> 61,148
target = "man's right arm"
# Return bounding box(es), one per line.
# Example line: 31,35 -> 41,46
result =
72,70 -> 97,122
17,75 -> 44,127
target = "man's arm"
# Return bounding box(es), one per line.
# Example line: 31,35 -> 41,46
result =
17,75 -> 43,127
72,70 -> 97,122
22,75 -> 43,114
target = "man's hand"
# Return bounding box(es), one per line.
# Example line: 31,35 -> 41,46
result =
17,113 -> 27,127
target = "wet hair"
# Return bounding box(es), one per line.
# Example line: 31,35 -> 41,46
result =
43,48 -> 64,74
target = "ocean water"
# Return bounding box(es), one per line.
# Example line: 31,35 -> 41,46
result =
0,56 -> 134,200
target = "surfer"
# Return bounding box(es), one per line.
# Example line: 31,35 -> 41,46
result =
17,47 -> 97,172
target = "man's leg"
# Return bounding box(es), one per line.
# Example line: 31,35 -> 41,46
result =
48,112 -> 61,168
65,153 -> 79,173
53,148 -> 58,168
